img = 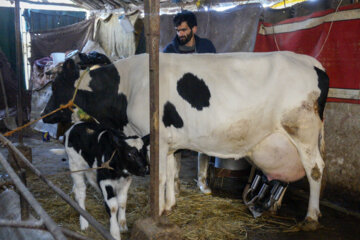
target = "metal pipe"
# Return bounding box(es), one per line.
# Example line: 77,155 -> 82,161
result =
0,152 -> 66,240
0,219 -> 44,229
0,134 -> 115,240
0,220 -> 92,240
144,0 -> 160,220
19,169 -> 30,220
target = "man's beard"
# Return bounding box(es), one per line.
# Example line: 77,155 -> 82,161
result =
177,30 -> 193,46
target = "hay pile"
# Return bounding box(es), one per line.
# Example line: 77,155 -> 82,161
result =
24,174 -> 299,240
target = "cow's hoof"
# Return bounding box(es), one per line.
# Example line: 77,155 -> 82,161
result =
119,220 -> 128,233
164,204 -> 177,215
163,210 -> 170,216
174,180 -> 181,195
298,217 -> 320,231
198,185 -> 212,195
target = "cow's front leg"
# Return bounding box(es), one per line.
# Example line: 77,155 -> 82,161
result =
197,153 -> 211,195
165,153 -> 176,212
100,181 -> 121,240
117,177 -> 132,233
71,172 -> 89,230
174,152 -> 181,195
158,143 -> 168,216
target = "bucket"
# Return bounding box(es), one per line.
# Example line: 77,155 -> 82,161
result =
50,52 -> 65,65
208,157 -> 251,198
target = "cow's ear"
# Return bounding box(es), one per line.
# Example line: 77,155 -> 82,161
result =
141,134 -> 150,147
62,59 -> 79,80
78,53 -> 88,64
110,130 -> 125,148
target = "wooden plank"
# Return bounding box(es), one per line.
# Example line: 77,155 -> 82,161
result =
144,0 -> 160,220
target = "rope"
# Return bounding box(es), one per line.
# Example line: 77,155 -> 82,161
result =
4,68 -> 91,137
271,0 -> 343,58
314,0 -> 343,58
46,150 -> 116,177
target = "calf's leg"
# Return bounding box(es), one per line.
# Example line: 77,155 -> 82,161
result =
116,177 -> 132,232
100,181 -> 121,240
71,172 -> 89,230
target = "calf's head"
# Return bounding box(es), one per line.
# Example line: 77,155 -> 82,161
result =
110,131 -> 150,177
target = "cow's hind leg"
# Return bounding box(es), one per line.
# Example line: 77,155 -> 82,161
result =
100,180 -> 121,240
282,106 -> 324,231
116,177 -> 132,233
298,147 -> 324,231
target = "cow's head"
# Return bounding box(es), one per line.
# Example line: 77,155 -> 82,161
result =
110,131 -> 150,177
76,51 -> 111,69
41,59 -> 79,124
41,51 -> 112,124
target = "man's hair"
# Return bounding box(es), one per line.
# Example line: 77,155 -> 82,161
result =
173,10 -> 197,29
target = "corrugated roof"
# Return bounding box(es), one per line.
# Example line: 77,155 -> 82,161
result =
67,0 -> 280,10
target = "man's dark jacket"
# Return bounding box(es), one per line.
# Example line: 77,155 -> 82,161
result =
163,35 -> 216,53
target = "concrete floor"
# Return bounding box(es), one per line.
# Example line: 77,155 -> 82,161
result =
1,129 -> 360,240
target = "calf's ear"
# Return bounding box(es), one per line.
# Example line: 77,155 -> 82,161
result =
141,134 -> 150,147
110,132 -> 125,150
62,59 -> 79,81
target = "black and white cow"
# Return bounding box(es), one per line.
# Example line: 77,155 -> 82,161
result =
65,121 -> 149,240
42,51 -> 329,230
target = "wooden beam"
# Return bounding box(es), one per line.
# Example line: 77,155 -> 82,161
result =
144,0 -> 160,220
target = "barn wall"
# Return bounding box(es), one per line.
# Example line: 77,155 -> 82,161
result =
254,3 -> 360,196
324,103 -> 360,195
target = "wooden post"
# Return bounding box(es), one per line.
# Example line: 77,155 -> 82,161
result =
14,0 -> 23,144
145,0 -> 160,221
131,1 -> 181,239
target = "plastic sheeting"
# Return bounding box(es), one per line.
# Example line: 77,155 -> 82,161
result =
0,190 -> 54,240
30,84 -> 57,138
94,14 -> 136,60
160,4 -> 263,53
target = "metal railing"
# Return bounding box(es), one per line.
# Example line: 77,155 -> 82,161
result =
0,133 -> 115,240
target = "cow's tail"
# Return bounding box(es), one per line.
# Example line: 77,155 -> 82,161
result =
319,123 -> 325,160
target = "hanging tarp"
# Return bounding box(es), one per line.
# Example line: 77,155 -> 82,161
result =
160,3 -> 263,53
0,7 -> 16,73
255,3 -> 360,104
30,18 -> 95,65
23,9 -> 86,33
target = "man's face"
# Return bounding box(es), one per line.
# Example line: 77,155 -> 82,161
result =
175,21 -> 194,46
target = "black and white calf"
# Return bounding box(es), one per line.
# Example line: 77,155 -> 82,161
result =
65,122 -> 149,240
